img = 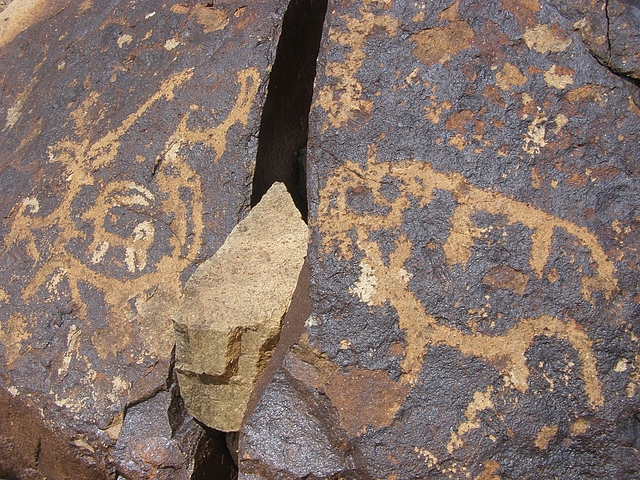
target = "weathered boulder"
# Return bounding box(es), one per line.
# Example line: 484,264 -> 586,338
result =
113,374 -> 237,480
240,0 -> 640,478
0,0 -> 289,477
174,182 -> 309,433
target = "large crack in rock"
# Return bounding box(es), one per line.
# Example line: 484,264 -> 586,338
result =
250,0 -> 328,220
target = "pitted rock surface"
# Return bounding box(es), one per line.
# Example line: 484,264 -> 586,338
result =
0,0 -> 288,477
240,0 -> 640,478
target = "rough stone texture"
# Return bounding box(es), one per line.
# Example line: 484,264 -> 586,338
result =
174,182 -> 309,433
0,0 -> 15,14
547,0 -> 640,81
241,0 -> 640,478
0,386 -> 104,480
0,0 -> 288,477
113,375 -> 236,480
241,370 -> 358,479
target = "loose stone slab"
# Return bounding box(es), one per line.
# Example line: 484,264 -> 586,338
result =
241,0 -> 640,478
174,182 -> 309,432
0,0 -> 289,477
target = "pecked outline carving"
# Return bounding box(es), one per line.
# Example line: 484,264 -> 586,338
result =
313,6 -> 398,132
3,67 -> 261,363
317,157 -> 616,409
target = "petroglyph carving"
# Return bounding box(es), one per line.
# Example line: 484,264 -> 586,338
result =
314,7 -> 398,131
318,157 -> 615,409
4,67 -> 260,356
447,386 -> 494,453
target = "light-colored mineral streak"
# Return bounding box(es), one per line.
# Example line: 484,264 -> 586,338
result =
173,182 -> 308,432
0,0 -> 72,49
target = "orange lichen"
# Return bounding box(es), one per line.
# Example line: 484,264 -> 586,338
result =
534,425 -> 558,450
523,24 -> 572,53
412,20 -> 475,66
544,65 -> 574,89
496,63 -> 527,91
192,4 -> 229,33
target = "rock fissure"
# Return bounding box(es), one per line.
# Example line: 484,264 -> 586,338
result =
173,0 -> 329,472
250,0 -> 328,221
604,0 -> 613,63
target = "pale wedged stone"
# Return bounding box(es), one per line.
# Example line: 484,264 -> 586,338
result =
173,182 -> 308,432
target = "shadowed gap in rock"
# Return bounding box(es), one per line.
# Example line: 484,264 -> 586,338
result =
250,0 -> 329,222
205,0 -> 328,477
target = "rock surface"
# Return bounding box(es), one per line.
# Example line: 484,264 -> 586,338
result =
240,0 -> 640,478
548,0 -> 640,81
2,0 -> 639,478
174,182 -> 309,433
0,0 -> 14,14
0,0 -> 289,477
113,375 -> 236,480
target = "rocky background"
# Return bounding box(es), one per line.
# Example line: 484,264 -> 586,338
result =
0,0 -> 289,477
241,0 -> 640,478
1,0 -> 639,479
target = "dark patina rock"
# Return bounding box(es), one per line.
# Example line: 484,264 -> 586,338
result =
241,0 -> 640,478
547,0 -> 640,81
0,0 -> 288,477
